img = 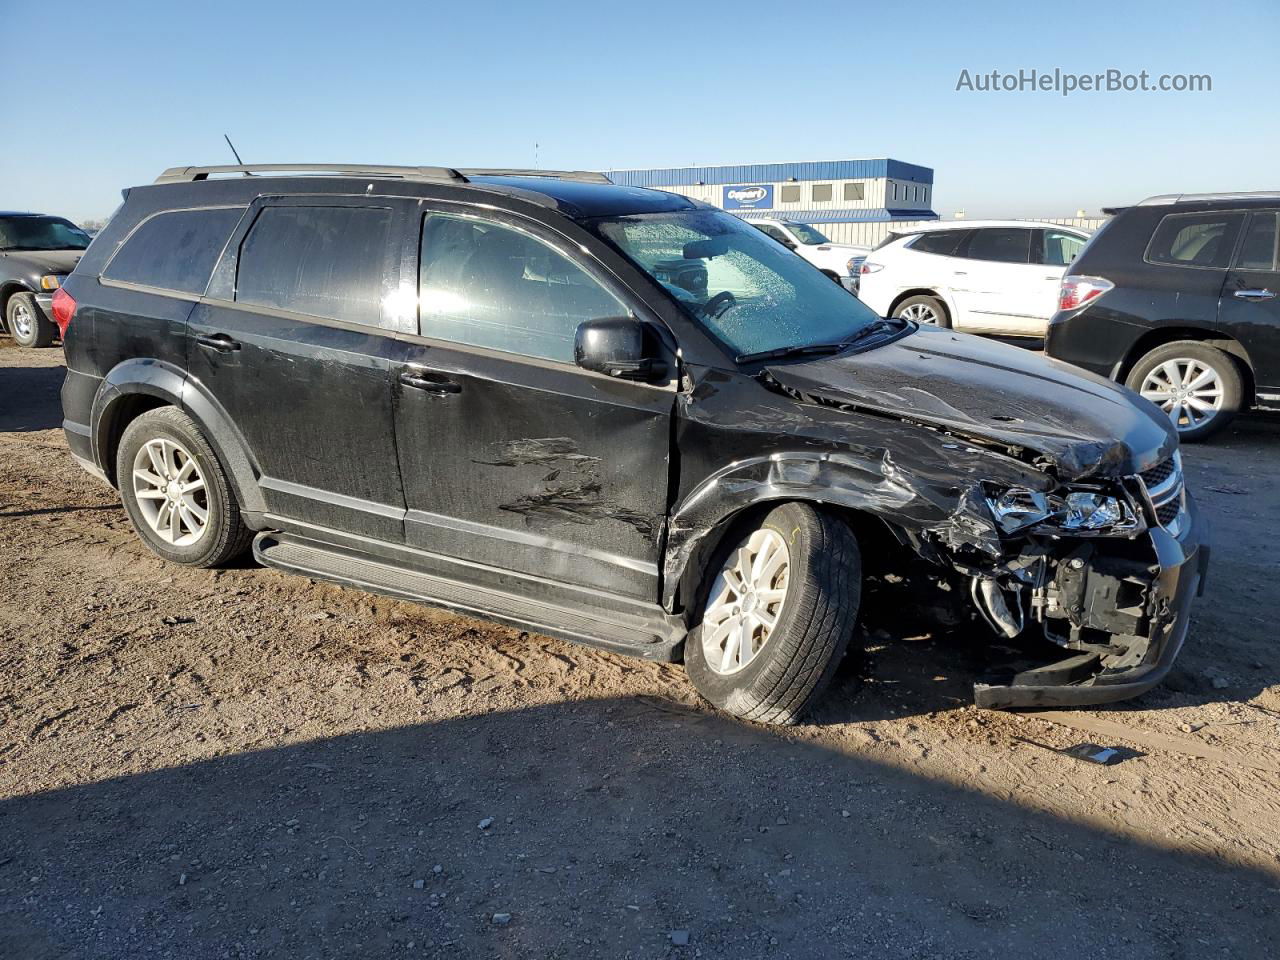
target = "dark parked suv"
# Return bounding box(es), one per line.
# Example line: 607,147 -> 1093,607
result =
60,163 -> 1208,722
1047,192 -> 1280,441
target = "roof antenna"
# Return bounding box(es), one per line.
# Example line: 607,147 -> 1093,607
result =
224,134 -> 252,175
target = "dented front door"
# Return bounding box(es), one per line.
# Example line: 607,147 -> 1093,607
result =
390,207 -> 675,601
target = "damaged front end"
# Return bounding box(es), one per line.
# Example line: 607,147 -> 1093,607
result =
966,452 -> 1209,708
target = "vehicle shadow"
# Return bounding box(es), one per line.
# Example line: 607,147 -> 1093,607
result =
0,364 -> 65,432
1,695 -> 1275,959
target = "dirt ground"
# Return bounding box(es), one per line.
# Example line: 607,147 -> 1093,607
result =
2,341 -> 1279,960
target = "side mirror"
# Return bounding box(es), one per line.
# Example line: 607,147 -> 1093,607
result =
574,316 -> 666,381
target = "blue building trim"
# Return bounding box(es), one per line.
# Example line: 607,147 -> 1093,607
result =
607,158 -> 934,189
737,208 -> 938,223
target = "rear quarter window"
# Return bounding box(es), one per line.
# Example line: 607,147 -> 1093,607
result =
103,207 -> 245,295
908,231 -> 967,257
1145,211 -> 1245,269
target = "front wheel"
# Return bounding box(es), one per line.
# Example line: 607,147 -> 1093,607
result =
6,292 -> 57,348
685,502 -> 862,725
1125,340 -> 1243,442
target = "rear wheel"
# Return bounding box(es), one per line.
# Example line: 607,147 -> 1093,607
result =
895,294 -> 949,328
685,502 -> 861,725
116,407 -> 253,567
1125,340 -> 1243,442
6,292 -> 57,348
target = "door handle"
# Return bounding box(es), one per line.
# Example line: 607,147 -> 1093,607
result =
1233,288 -> 1276,302
195,333 -> 241,352
399,369 -> 462,394
953,271 -> 968,276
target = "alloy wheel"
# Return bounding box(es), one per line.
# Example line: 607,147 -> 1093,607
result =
131,438 -> 210,546
11,301 -> 34,340
1139,358 -> 1225,433
899,303 -> 939,324
701,528 -> 790,675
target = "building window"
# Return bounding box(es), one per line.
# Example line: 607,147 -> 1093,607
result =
891,183 -> 899,201
843,182 -> 865,201
780,184 -> 801,203
812,183 -> 833,202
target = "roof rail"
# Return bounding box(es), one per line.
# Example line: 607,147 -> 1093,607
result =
1135,191 -> 1280,206
458,168 -> 613,184
153,164 -> 467,184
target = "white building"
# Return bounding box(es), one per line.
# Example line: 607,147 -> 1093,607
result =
607,158 -> 937,246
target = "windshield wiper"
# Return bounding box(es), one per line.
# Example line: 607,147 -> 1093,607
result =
735,317 -> 910,365
735,342 -> 850,364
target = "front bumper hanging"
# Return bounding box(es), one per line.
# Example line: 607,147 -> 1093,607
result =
972,494 -> 1209,709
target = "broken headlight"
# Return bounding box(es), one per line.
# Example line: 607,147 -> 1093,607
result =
988,487 -> 1138,535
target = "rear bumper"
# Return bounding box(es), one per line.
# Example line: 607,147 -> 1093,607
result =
973,494 -> 1208,709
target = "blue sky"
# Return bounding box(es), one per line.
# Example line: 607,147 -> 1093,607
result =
3,0 -> 1275,222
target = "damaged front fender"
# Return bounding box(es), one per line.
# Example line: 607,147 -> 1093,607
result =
662,446 -> 1048,611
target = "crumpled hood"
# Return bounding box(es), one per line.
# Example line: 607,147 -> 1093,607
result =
766,325 -> 1177,480
1,249 -> 84,276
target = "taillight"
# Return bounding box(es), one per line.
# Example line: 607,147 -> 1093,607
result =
859,261 -> 884,275
1058,275 -> 1113,311
51,287 -> 77,337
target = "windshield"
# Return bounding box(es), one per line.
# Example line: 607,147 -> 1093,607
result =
0,216 -> 91,251
588,210 -> 880,359
787,222 -> 829,245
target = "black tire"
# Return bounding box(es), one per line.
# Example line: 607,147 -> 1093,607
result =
894,294 -> 950,328
116,407 -> 253,567
6,292 -> 57,348
1124,340 -> 1244,442
685,502 -> 862,725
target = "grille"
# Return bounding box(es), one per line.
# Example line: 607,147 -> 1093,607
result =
1136,453 -> 1184,529
1140,458 -> 1175,489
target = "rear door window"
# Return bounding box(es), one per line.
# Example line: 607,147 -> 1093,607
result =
908,231 -> 967,257
235,206 -> 393,327
1146,212 -> 1246,269
418,213 -> 624,363
964,228 -> 1032,263
104,207 -> 245,295
1234,212 -> 1280,271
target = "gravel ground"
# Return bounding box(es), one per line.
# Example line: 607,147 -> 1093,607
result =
2,342 -> 1279,959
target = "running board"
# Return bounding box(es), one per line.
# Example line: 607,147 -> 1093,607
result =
253,532 -> 685,661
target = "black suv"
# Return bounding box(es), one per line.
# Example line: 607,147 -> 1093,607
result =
60,163 -> 1208,722
1046,192 -> 1280,441
1,212 -> 92,347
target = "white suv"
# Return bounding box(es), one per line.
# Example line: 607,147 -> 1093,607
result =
857,220 -> 1091,337
752,219 -> 870,289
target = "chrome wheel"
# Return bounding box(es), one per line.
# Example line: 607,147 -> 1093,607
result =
11,301 -> 34,340
1139,358 -> 1225,432
131,438 -> 210,546
701,528 -> 790,675
899,303 -> 939,324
